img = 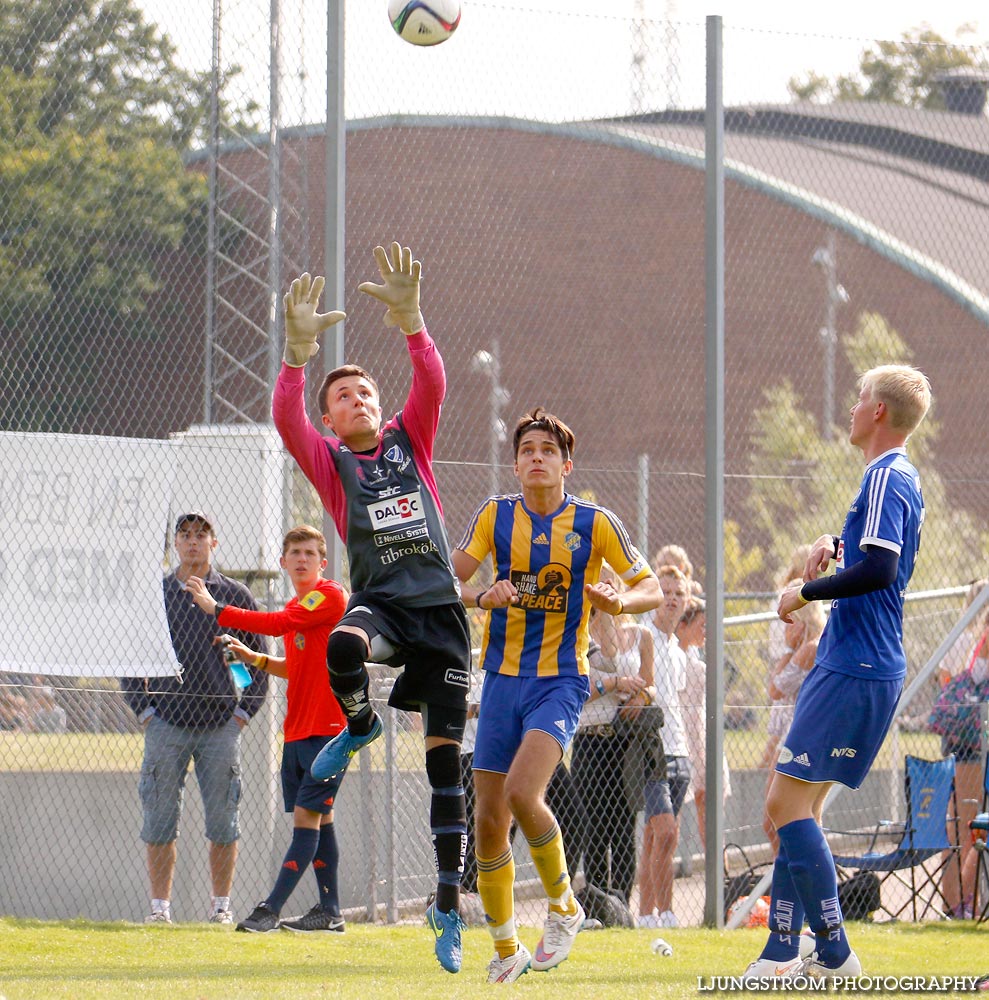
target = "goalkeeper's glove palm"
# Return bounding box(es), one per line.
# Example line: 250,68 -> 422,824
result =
357,242 -> 425,334
282,273 -> 346,367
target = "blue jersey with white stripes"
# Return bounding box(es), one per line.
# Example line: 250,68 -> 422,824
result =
457,493 -> 651,677
816,447 -> 924,681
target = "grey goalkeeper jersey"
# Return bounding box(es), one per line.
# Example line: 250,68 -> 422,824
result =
330,418 -> 461,608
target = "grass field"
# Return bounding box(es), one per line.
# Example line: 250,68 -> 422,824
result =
0,726 -> 947,774
0,918 -> 986,999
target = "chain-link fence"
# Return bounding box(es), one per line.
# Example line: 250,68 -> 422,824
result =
1,1 -> 988,927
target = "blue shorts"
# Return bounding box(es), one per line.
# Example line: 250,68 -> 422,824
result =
472,670 -> 589,775
644,756 -> 691,819
775,666 -> 902,789
139,715 -> 242,845
282,736 -> 345,813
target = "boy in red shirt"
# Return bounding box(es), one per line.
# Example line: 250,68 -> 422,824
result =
187,525 -> 347,932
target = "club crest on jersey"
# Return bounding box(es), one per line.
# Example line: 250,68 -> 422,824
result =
564,532 -> 581,552
384,444 -> 404,464
294,634 -> 305,650
511,562 -> 572,613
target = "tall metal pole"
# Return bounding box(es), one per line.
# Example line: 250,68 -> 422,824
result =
266,0 -> 283,394
703,13 -> 725,929
204,0 -> 222,423
324,0 -> 346,583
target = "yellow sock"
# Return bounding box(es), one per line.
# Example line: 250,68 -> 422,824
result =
477,848 -> 517,959
527,822 -> 576,915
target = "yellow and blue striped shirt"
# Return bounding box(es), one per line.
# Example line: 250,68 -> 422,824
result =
458,493 -> 651,677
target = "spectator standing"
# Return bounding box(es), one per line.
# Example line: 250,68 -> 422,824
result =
638,565 -> 691,929
761,545 -> 813,768
25,680 -> 68,733
121,511 -> 270,925
936,602 -> 989,918
677,598 -> 732,853
571,600 -> 653,904
186,525 -> 349,933
759,590 -> 825,854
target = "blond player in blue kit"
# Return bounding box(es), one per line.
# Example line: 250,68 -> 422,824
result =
744,365 -> 931,985
452,407 -> 659,983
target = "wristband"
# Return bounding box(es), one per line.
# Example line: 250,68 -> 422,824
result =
595,679 -> 606,696
832,536 -> 840,558
797,586 -> 810,606
476,588 -> 490,610
214,602 -> 227,619
615,600 -> 624,617
255,655 -> 268,671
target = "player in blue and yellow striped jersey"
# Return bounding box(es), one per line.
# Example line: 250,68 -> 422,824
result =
452,407 -> 659,983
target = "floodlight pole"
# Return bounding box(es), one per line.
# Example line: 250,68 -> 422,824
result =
703,13 -> 725,930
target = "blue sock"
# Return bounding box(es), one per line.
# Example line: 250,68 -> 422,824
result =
759,842 -> 806,961
266,827 -> 319,914
313,822 -> 341,914
778,817 -> 849,967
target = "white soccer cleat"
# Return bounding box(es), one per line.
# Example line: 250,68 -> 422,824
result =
486,943 -> 532,983
656,909 -> 679,928
742,956 -> 803,982
531,898 -> 585,971
798,949 -> 862,985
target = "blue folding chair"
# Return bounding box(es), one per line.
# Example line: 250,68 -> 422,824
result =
830,754 -> 961,922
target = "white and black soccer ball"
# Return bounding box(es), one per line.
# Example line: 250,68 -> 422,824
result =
388,0 -> 461,47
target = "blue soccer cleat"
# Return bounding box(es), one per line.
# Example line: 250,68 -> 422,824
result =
425,901 -> 465,974
311,715 -> 383,780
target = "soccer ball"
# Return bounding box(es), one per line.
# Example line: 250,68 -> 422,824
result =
388,0 -> 461,46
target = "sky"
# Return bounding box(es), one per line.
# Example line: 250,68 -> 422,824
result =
141,0 -> 987,125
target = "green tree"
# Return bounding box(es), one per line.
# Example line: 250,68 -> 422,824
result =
0,0 -> 257,147
0,0 -> 256,433
788,25 -> 982,108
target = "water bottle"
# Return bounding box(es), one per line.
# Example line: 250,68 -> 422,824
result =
651,937 -> 673,957
220,636 -> 253,695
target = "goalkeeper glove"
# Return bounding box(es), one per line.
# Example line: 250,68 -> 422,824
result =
357,242 -> 425,334
282,273 -> 346,367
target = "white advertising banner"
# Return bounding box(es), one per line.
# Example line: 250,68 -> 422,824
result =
0,432 -> 181,677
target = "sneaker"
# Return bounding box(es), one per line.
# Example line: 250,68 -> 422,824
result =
636,912 -> 661,929
311,715 -> 383,780
656,909 -> 679,928
531,898 -> 585,972
235,902 -> 280,933
742,957 -> 803,982
144,910 -> 172,924
209,908 -> 234,925
798,950 -> 862,985
426,901 -> 465,973
280,905 -> 345,933
487,943 -> 532,984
